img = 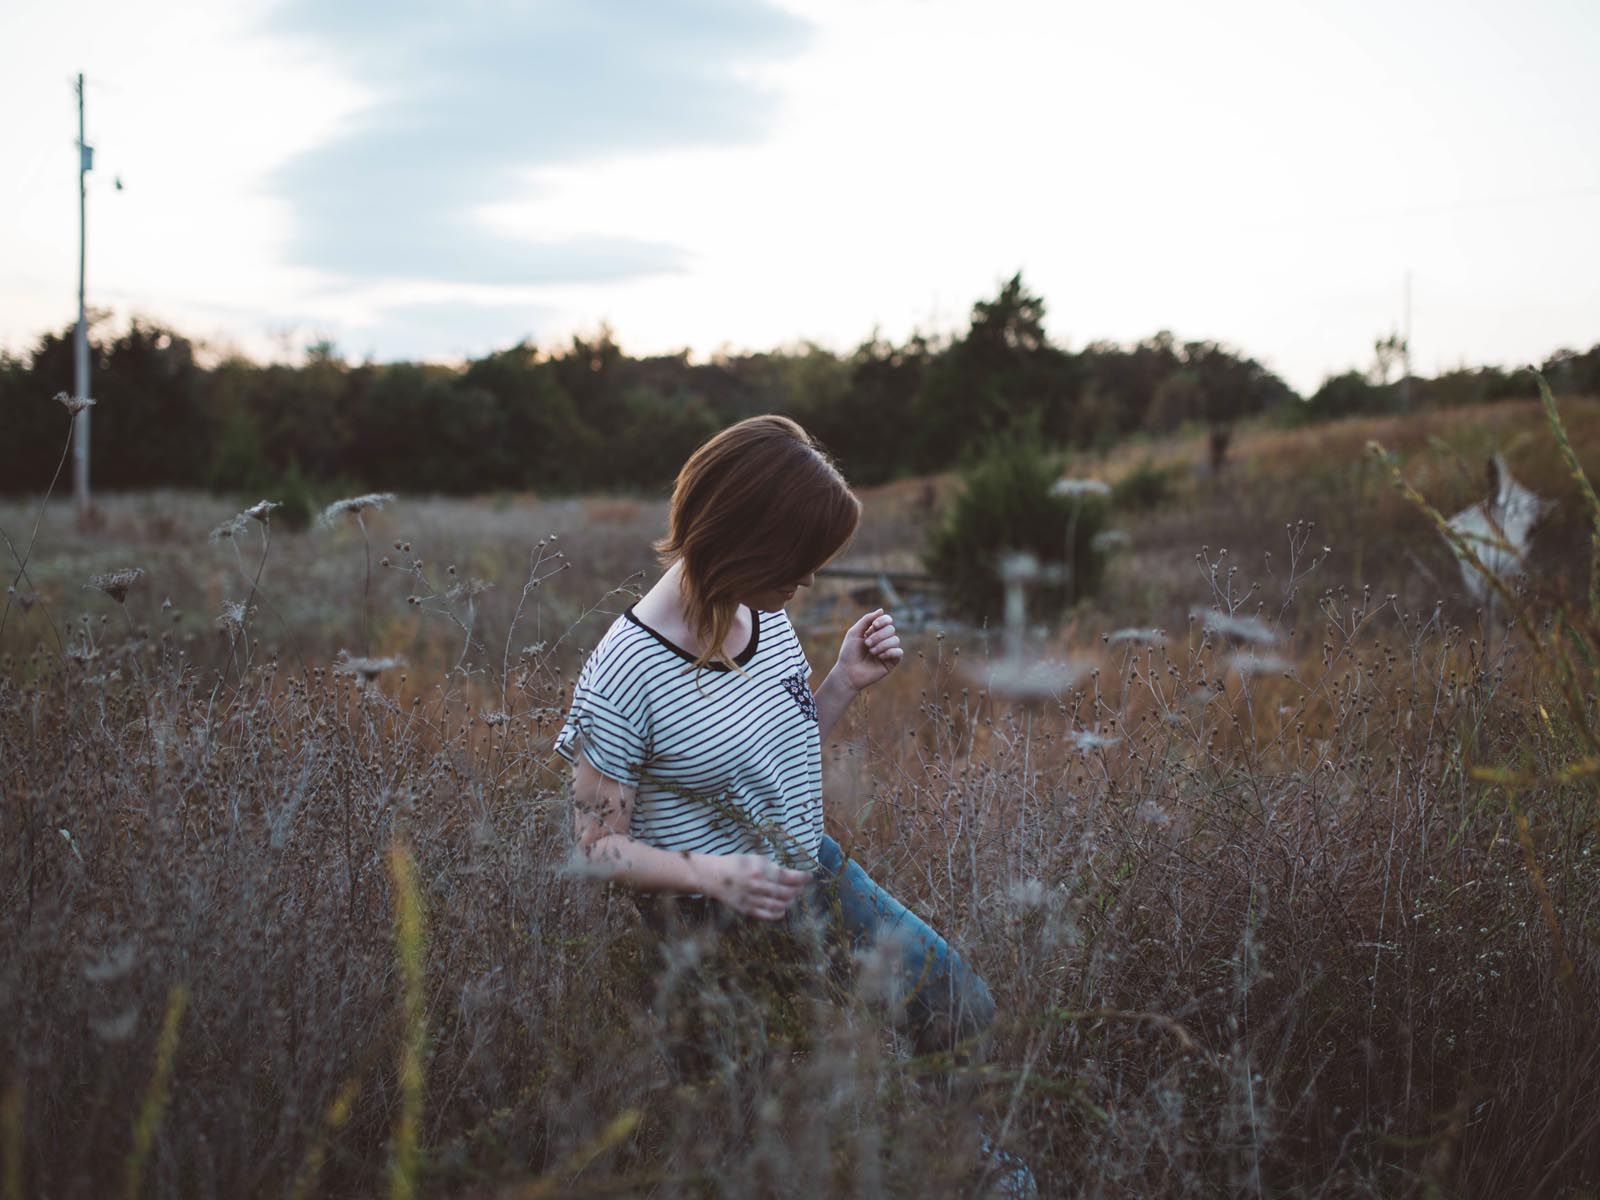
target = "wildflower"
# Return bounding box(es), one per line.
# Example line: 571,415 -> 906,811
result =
1105,627 -> 1166,646
334,651 -> 405,684
1190,606 -> 1281,646
1136,800 -> 1172,826
446,578 -> 494,604
6,585 -> 39,613
481,710 -> 510,727
90,1009 -> 140,1043
212,499 -> 283,543
215,601 -> 249,634
1226,650 -> 1293,676
1068,729 -> 1122,751
244,499 -> 281,523
1007,878 -> 1048,909
83,942 -> 139,983
317,493 -> 397,529
978,656 -> 1090,702
87,567 -> 144,604
55,391 -> 96,417
1051,477 -> 1111,498
209,515 -> 247,543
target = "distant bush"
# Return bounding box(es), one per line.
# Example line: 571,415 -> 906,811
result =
1298,372 -> 1396,423
274,459 -> 315,532
1111,457 -> 1178,512
1414,366 -> 1537,408
924,433 -> 1109,623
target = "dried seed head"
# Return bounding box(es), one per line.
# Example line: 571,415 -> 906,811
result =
1051,476 -> 1111,499
55,391 -> 96,417
244,500 -> 281,523
1106,627 -> 1167,646
1190,607 -> 1282,647
317,493 -> 397,529
215,600 -> 249,633
87,568 -> 144,605
334,651 -> 405,684
446,578 -> 493,603
209,514 -> 247,543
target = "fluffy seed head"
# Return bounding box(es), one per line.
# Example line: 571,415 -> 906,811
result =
215,601 -> 249,633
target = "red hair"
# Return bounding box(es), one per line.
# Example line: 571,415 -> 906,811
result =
656,415 -> 860,670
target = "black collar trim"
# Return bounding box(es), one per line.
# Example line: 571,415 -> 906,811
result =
624,604 -> 760,670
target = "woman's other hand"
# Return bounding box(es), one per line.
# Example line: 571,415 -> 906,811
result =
836,608 -> 903,693
695,853 -> 811,921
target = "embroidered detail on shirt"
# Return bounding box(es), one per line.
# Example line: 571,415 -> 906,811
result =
781,670 -> 818,723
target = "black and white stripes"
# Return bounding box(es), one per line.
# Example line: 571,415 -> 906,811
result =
555,605 -> 823,867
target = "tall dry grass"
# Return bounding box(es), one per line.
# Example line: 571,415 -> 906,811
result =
2,395 -> 1597,1197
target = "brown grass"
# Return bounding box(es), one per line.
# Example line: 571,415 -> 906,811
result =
2,399 -> 1597,1196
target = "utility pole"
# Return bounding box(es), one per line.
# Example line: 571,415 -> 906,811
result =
73,72 -> 92,518
1400,270 -> 1412,413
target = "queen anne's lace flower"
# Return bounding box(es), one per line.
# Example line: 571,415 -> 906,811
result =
317,493 -> 397,529
87,568 -> 144,604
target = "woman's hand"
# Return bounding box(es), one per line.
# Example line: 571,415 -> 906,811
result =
694,853 -> 811,921
835,608 -> 903,693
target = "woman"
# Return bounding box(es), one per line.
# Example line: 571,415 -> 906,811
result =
554,414 -> 995,1059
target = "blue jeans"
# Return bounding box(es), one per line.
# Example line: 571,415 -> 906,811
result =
641,835 -> 995,1064
806,835 -> 995,1055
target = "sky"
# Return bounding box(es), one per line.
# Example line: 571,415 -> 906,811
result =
1,0 -> 1596,395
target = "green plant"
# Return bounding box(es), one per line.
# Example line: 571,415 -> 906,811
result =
923,432 -> 1109,622
1111,457 -> 1178,512
275,459 -> 315,533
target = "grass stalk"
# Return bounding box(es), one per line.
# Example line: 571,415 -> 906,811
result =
387,842 -> 428,1200
123,984 -> 188,1200
2,1077 -> 21,1200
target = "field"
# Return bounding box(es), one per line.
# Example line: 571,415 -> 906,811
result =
3,396 -> 1599,1198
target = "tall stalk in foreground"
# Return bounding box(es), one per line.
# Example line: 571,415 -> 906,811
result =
387,841 -> 428,1200
318,494 -> 397,659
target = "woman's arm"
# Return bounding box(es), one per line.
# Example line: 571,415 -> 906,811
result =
814,608 -> 903,742
570,754 -> 809,920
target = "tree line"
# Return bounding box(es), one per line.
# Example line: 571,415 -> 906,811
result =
3,274 -> 1596,501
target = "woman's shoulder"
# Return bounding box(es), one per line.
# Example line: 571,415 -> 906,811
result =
576,609 -> 677,691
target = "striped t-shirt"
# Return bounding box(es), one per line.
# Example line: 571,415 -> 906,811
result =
554,604 -> 824,867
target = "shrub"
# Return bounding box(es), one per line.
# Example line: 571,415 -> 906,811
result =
1300,371 -> 1396,422
923,433 -> 1109,623
1111,457 -> 1178,512
274,459 -> 315,532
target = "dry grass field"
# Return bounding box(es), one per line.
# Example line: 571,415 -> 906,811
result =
3,396 -> 1598,1198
